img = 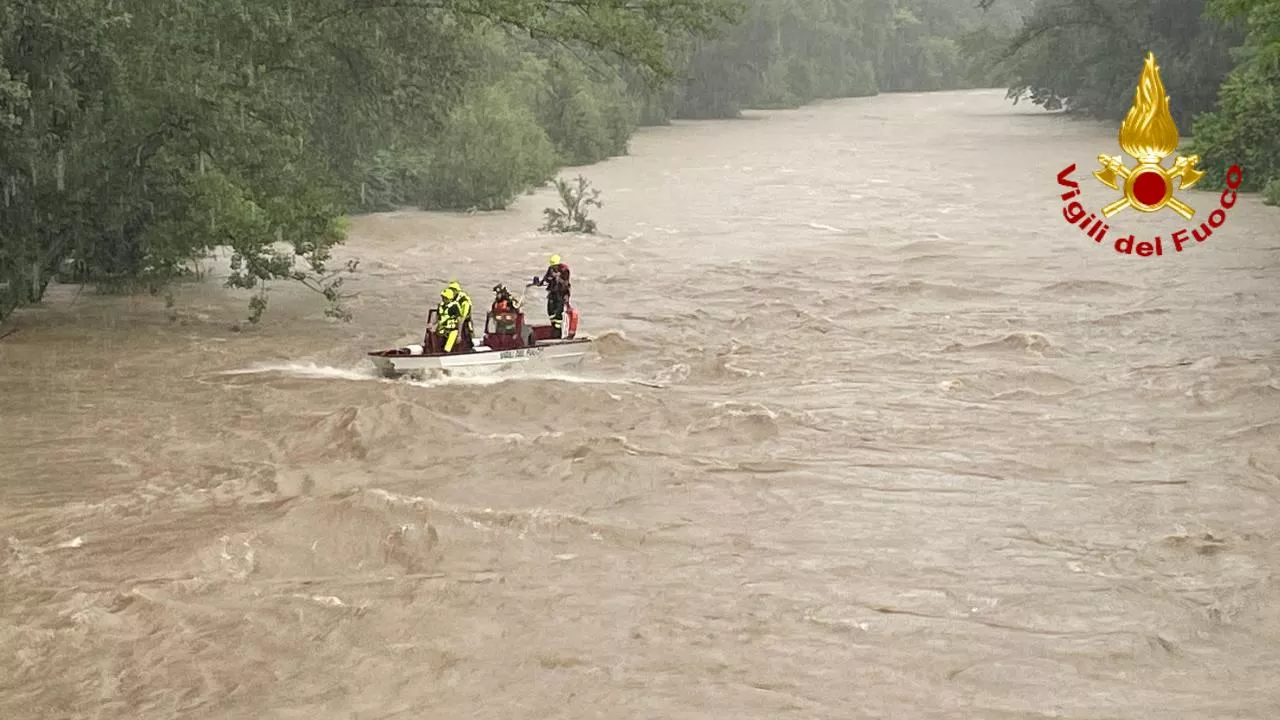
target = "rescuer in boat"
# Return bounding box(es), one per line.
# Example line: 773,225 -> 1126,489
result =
531,254 -> 571,338
446,280 -> 474,343
491,283 -> 519,314
435,284 -> 471,353
490,284 -> 521,336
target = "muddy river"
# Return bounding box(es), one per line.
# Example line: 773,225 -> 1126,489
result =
2,89 -> 1279,719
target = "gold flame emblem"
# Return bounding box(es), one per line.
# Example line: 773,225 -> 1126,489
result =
1093,52 -> 1204,219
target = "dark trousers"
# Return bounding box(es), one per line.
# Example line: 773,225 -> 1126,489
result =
546,292 -> 566,337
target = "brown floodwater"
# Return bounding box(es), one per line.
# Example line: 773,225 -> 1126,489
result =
2,89 -> 1279,719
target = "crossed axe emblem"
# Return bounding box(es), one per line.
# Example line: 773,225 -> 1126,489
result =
1092,154 -> 1205,220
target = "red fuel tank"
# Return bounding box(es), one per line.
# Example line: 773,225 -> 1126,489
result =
566,306 -> 580,338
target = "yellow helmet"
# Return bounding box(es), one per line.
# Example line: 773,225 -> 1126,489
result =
549,254 -> 561,266
441,287 -> 456,301
447,280 -> 461,291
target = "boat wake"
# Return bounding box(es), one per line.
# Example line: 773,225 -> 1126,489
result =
214,361 -> 666,389
216,361 -> 376,382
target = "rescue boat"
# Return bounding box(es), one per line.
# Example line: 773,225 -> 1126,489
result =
367,297 -> 591,379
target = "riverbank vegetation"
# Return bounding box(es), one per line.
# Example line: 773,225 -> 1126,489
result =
2,0 -> 1275,324
0,0 -> 1039,322
976,0 -> 1280,203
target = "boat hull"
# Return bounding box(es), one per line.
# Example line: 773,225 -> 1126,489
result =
368,337 -> 593,378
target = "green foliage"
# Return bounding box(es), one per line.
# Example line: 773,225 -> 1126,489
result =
419,85 -> 559,211
1186,0 -> 1280,192
354,149 -> 434,212
535,53 -> 638,166
347,27 -> 643,214
541,175 -> 603,234
435,0 -> 745,86
1264,177 -> 1280,205
1187,59 -> 1280,191
0,0 -> 742,324
625,0 -> 1030,120
987,0 -> 1243,126
979,0 -> 1279,203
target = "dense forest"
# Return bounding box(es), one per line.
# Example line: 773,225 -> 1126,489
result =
0,0 -> 1275,323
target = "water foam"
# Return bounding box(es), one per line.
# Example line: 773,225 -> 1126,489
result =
215,360 -> 664,390
216,361 -> 376,382
402,367 -> 658,390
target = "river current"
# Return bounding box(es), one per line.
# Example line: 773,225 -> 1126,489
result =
2,89 -> 1279,719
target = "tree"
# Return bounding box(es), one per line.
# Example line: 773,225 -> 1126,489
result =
0,0 -> 746,324
1186,0 -> 1280,195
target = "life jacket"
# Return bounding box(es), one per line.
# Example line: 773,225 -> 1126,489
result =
437,298 -> 462,327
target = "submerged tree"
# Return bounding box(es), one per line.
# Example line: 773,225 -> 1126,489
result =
541,175 -> 603,234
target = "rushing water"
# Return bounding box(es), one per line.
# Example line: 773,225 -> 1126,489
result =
3,89 -> 1279,719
